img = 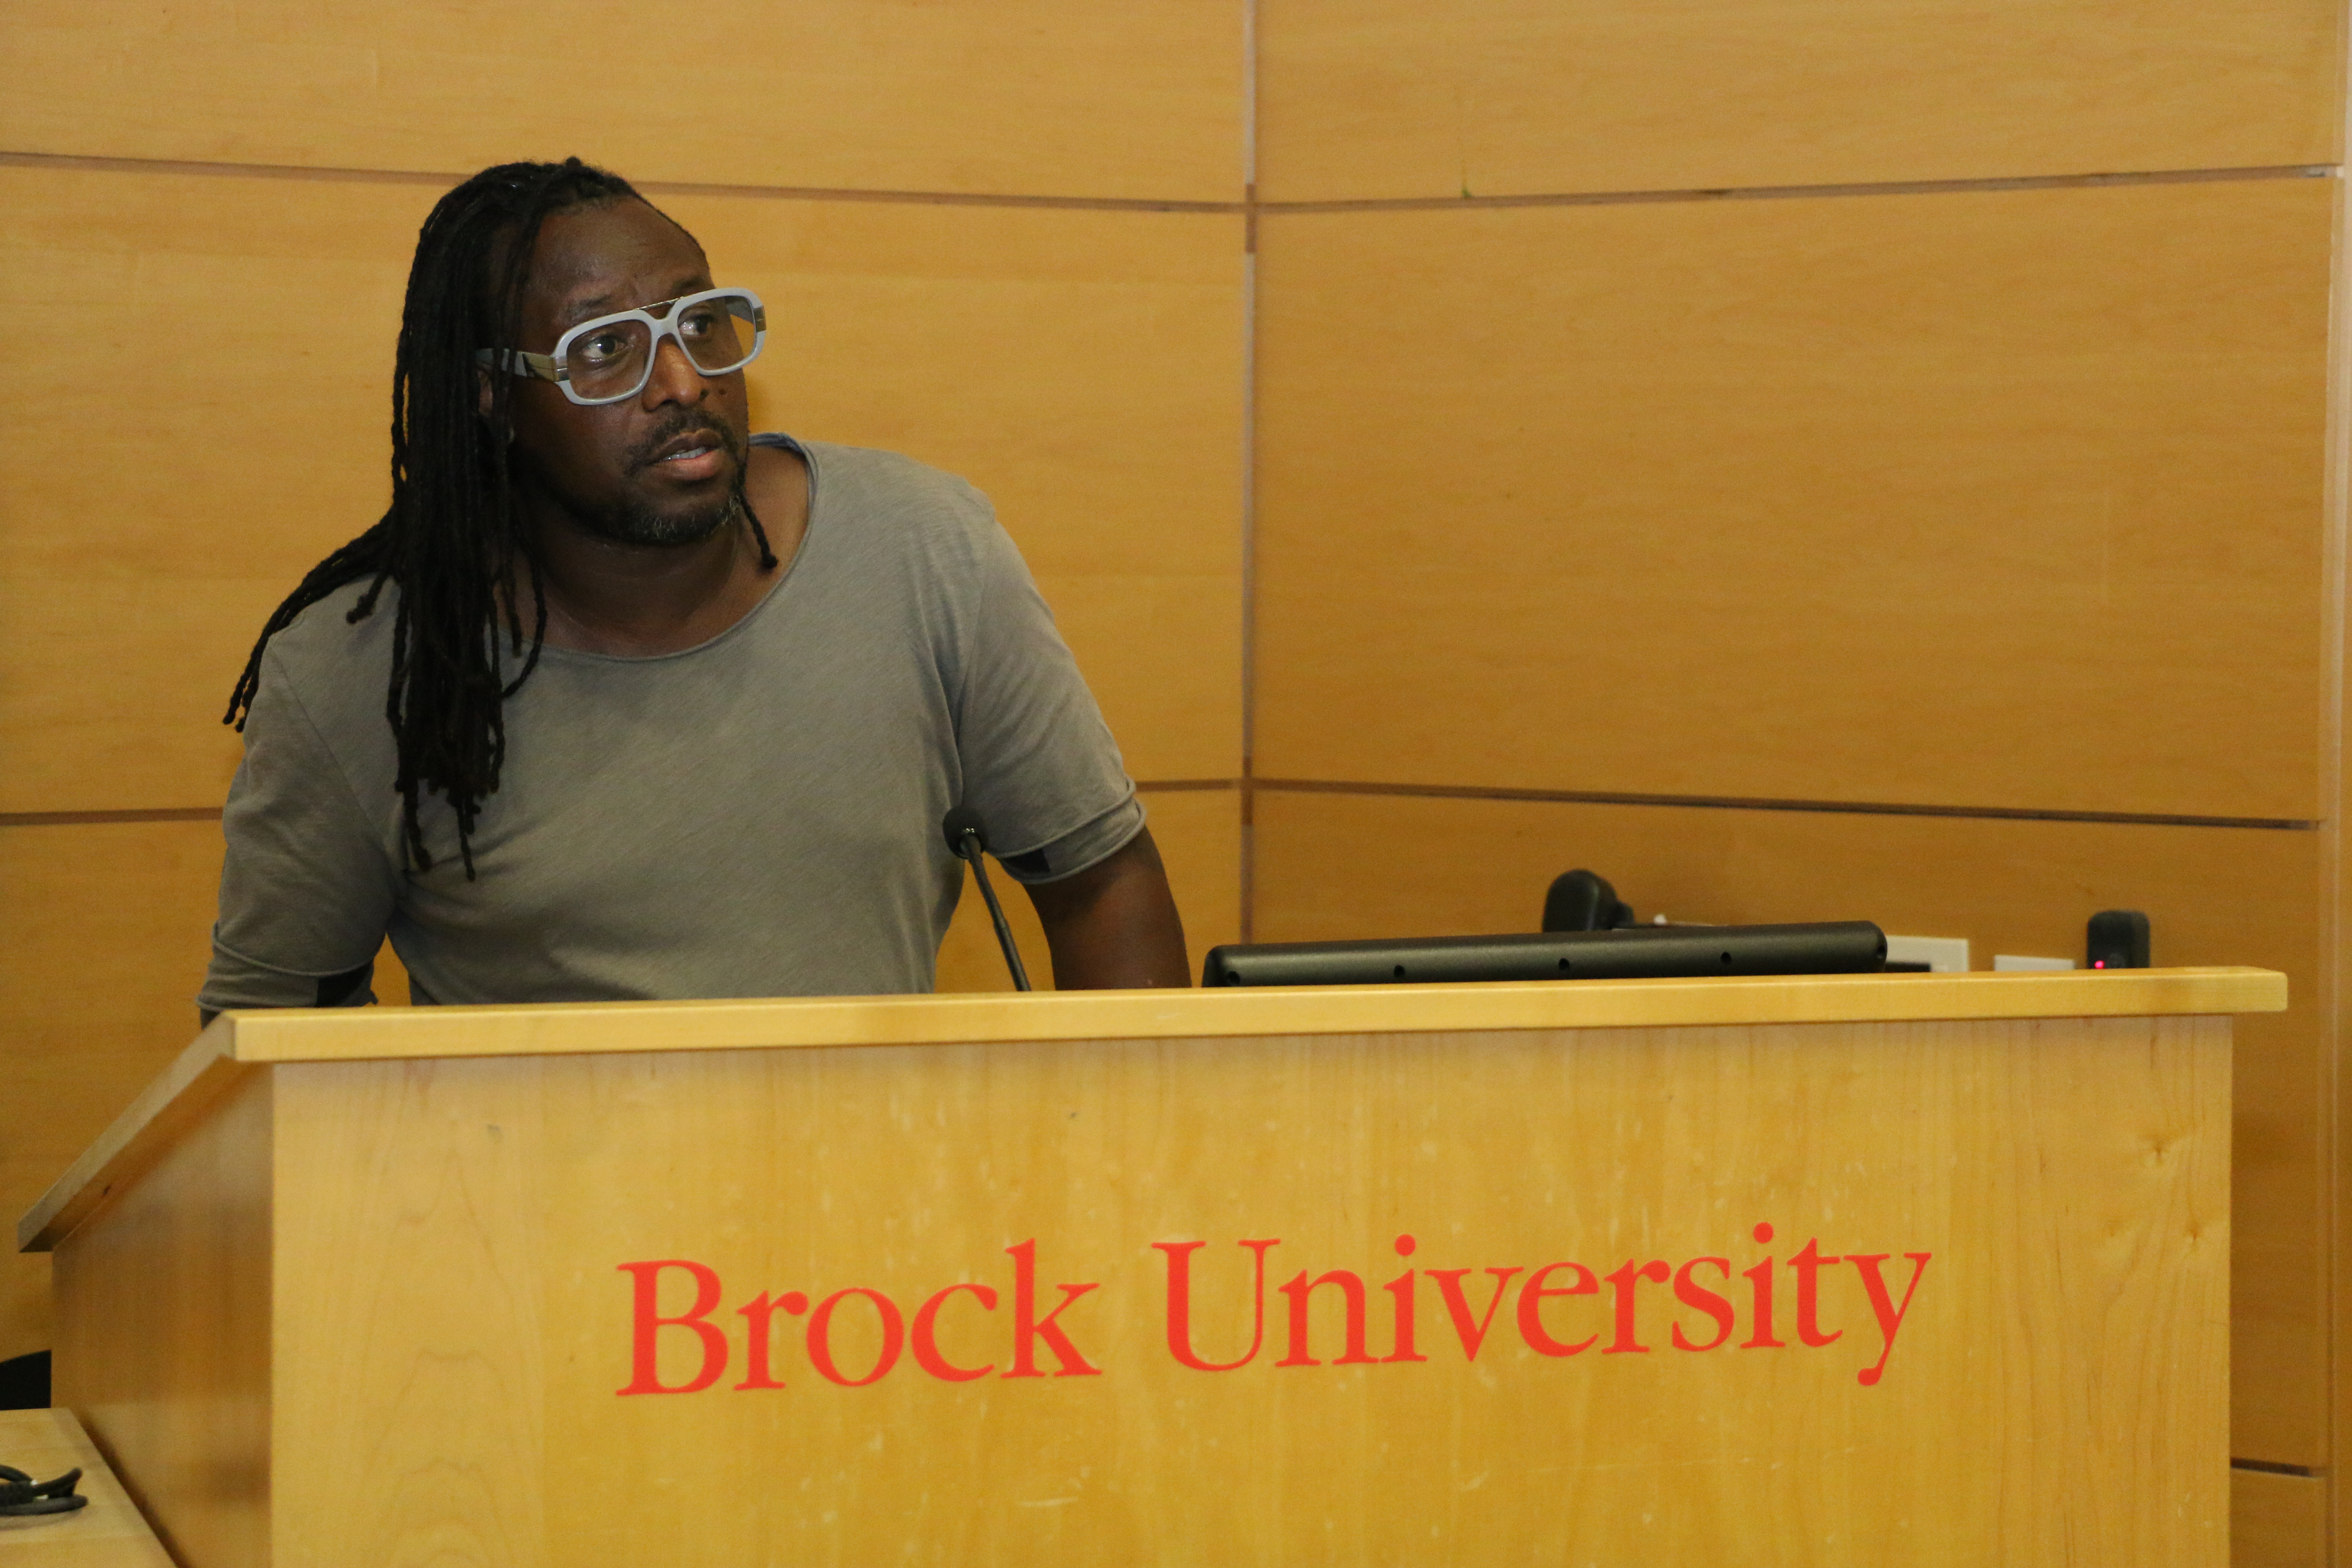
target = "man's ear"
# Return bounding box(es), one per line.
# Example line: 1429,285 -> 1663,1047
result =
476,364 -> 518,448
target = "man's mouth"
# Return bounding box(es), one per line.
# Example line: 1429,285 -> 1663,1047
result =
637,426 -> 736,479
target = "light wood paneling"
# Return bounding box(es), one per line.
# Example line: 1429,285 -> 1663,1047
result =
2232,1468 -> 2327,1568
936,788 -> 1241,994
57,1003 -> 2233,1562
0,168 -> 432,815
0,166 -> 1243,813
0,821 -> 220,1366
1249,788 -> 2326,1464
0,3 -> 1245,203
52,1073 -> 270,1568
1254,179 -> 2334,822
0,1407 -> 175,1565
26,970 -> 2273,1259
371,937 -> 412,1008
1256,0 -> 2341,202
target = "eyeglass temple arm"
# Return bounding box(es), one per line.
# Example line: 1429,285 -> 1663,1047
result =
473,347 -> 565,384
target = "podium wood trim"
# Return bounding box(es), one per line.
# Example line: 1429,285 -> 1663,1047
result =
20,966 -> 2282,1254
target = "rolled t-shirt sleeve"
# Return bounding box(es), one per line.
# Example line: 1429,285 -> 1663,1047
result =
200,643 -> 401,1012
949,505 -> 1144,885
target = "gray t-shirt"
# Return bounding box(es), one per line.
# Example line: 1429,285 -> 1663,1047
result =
200,436 -> 1142,1010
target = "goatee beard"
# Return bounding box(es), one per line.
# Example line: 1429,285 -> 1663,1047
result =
577,482 -> 746,548
528,417 -> 752,548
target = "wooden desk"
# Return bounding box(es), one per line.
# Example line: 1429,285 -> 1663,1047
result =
0,1409 -> 168,1566
21,968 -> 2283,1566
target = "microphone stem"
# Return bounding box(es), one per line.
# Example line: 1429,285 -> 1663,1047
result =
961,834 -> 1032,992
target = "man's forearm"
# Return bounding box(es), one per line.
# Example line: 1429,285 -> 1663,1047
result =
1026,827 -> 1191,988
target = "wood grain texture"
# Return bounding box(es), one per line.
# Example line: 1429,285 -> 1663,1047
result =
0,2 -> 1246,202
1254,178 -> 2334,821
1248,787 -> 2324,1464
271,1063 -> 547,1566
8,1024 -> 244,1289
50,1074 -> 271,1568
18,968 -> 2280,1258
0,821 -> 221,1364
165,1008 -> 2227,1563
0,1408 -> 174,1566
0,165 -> 1243,813
0,166 -> 429,816
185,968 -> 2282,1062
1255,0 -> 2342,202
936,788 -> 1242,994
2231,1468 -> 2327,1568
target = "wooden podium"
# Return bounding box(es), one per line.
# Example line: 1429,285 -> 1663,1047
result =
20,968 -> 2280,1567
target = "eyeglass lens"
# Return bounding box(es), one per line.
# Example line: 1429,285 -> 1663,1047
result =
565,294 -> 760,399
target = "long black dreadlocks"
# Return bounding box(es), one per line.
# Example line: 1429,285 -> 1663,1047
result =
224,158 -> 775,878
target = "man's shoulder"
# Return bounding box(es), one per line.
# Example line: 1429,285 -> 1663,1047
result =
250,578 -> 401,747
780,437 -> 995,535
265,578 -> 400,674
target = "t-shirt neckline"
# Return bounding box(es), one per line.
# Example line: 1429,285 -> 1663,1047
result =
534,432 -> 817,667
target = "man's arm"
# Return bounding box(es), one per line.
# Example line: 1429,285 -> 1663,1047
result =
1024,827 -> 1191,989
203,636 -> 400,1026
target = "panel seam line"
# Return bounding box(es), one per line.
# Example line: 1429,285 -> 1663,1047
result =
1259,164 -> 2332,213
1250,779 -> 2316,830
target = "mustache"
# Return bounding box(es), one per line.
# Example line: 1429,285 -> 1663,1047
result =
625,416 -> 747,475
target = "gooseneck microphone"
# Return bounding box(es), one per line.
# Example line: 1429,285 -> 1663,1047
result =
942,807 -> 1032,992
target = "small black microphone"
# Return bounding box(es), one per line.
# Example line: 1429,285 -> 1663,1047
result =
1542,869 -> 1634,933
942,807 -> 1032,992
2087,909 -> 2151,970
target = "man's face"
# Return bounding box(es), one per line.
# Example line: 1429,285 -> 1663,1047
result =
502,198 -> 752,548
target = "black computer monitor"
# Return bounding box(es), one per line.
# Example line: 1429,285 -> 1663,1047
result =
1201,921 -> 1887,986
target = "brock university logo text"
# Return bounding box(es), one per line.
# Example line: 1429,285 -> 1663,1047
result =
616,1225 -> 1932,1396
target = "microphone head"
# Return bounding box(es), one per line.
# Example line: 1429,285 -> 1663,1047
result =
941,806 -> 989,856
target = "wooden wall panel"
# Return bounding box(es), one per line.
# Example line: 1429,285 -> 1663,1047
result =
0,3 -> 1246,203
0,820 -> 222,1365
0,166 -> 431,815
1249,787 -> 2326,1464
2233,1468 -> 2328,1568
0,167 -> 1242,814
1255,180 -> 2333,821
1256,0 -> 2341,202
935,788 -> 1240,992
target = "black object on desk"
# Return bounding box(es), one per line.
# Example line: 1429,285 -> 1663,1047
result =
1202,920 -> 1888,987
2087,910 -> 2152,970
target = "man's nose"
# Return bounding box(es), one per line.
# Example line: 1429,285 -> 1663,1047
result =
640,335 -> 707,406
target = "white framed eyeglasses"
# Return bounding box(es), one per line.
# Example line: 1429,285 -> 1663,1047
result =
476,287 -> 766,406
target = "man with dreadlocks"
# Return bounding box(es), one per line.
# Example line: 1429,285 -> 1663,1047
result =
199,158 -> 1188,1015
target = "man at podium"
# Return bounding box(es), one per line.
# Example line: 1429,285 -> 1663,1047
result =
198,158 -> 1188,1017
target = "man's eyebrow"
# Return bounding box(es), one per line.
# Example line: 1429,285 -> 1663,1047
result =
559,274 -> 717,326
559,290 -> 621,324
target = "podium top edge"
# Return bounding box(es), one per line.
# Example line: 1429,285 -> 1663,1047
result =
219,966 -> 2287,1064
18,966 -> 2282,1253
